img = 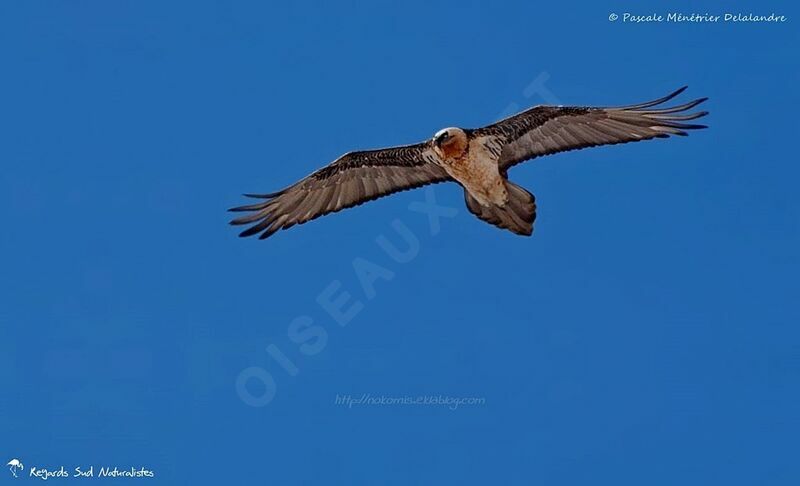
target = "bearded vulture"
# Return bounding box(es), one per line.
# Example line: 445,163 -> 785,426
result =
230,86 -> 708,239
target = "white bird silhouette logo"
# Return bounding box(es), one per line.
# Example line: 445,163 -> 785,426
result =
7,459 -> 23,478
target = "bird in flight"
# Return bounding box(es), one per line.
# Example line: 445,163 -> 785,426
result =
230,87 -> 707,239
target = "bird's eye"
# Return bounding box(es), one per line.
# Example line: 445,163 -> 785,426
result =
441,132 -> 449,140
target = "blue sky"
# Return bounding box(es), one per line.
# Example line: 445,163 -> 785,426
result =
1,0 -> 798,484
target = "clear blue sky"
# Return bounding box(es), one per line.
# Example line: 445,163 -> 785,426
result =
1,0 -> 798,484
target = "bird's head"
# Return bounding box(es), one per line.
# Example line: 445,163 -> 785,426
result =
432,127 -> 468,159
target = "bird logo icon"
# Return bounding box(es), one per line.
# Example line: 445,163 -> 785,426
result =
7,459 -> 24,478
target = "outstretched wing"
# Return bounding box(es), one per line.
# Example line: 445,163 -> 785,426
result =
229,142 -> 449,239
474,86 -> 708,171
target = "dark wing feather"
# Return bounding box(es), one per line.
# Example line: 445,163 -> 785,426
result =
229,142 -> 449,239
474,86 -> 709,170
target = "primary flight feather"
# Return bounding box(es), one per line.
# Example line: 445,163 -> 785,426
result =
230,86 -> 708,239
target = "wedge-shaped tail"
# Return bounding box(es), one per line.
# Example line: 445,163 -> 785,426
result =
465,181 -> 536,236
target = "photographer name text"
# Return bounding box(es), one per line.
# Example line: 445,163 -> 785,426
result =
610,12 -> 787,23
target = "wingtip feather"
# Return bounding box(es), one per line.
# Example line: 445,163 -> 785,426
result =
243,191 -> 282,199
238,227 -> 262,238
665,86 -> 689,100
